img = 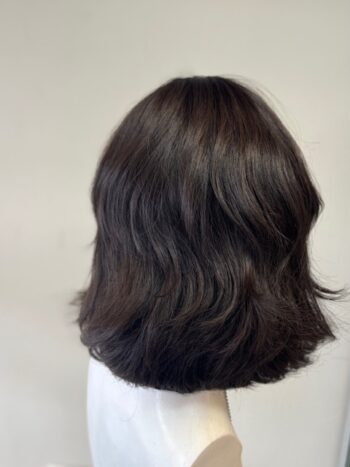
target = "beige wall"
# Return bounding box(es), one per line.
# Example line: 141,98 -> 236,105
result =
1,1 -> 349,466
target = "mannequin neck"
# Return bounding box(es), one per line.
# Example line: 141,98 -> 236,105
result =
87,358 -> 240,467
150,385 -> 234,434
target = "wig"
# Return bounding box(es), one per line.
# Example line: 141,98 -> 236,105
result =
71,75 -> 345,394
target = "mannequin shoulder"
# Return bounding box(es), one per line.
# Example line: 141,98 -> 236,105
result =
191,433 -> 243,467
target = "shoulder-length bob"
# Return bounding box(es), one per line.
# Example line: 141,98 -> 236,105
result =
71,75 -> 346,394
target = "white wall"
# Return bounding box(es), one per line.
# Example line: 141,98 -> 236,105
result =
0,1 -> 349,466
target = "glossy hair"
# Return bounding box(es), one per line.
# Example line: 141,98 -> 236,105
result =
71,75 -> 346,394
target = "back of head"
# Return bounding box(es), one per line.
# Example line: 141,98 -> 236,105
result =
72,75 -> 345,394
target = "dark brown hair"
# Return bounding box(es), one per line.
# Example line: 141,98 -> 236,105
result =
71,75 -> 346,394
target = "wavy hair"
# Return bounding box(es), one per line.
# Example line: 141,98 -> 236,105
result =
71,75 -> 346,393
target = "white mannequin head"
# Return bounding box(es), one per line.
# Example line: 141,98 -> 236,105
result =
87,357 -> 242,467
